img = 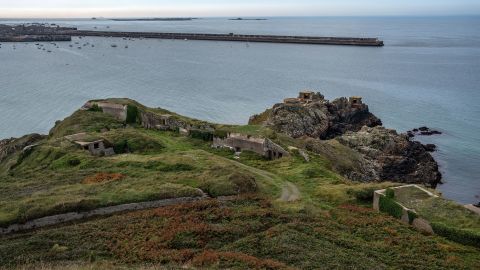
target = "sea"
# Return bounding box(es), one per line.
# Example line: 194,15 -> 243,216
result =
0,16 -> 479,204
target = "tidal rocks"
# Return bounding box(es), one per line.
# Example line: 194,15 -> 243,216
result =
249,92 -> 381,139
337,126 -> 442,187
407,126 -> 442,137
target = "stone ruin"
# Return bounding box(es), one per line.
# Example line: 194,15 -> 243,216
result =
65,133 -> 115,157
213,133 -> 289,160
81,101 -> 127,121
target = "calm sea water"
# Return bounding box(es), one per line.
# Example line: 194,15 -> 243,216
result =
0,17 -> 479,204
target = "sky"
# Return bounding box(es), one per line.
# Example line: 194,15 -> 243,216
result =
0,0 -> 479,18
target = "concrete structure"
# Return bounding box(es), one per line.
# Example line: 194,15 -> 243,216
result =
68,30 -> 385,47
298,91 -> 315,101
81,101 -> 127,121
74,140 -> 115,156
349,96 -> 363,108
283,91 -> 324,105
140,111 -> 188,132
213,133 -> 289,160
373,185 -> 437,234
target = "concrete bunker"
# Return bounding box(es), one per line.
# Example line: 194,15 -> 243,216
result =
349,96 -> 363,108
74,140 -> 115,156
213,133 -> 288,160
81,101 -> 127,121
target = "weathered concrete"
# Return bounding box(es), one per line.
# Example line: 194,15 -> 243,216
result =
213,133 -> 289,160
464,204 -> 480,216
81,101 -> 127,121
0,194 -> 211,235
69,30 -> 385,46
374,185 -> 438,233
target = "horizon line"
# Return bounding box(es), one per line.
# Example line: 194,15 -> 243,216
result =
1,14 -> 480,20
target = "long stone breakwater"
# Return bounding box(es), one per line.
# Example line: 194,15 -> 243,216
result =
69,30 -> 384,46
1,24 -> 384,46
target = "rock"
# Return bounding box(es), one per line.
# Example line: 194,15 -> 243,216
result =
250,92 -> 381,139
0,134 -> 45,162
337,126 -> 442,187
407,126 -> 442,137
423,144 -> 437,152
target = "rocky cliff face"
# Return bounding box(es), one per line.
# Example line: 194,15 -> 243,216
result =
337,126 -> 442,187
249,93 -> 381,139
0,134 -> 45,162
250,92 -> 441,186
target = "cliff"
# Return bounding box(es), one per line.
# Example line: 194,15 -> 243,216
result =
250,92 -> 440,187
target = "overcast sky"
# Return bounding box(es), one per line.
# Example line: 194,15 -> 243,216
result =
1,0 -> 479,18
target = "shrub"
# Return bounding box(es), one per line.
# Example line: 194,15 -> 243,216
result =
407,210 -> 418,224
67,158 -> 81,167
87,104 -> 103,112
190,129 -> 214,141
347,187 -> 376,202
214,129 -> 229,139
379,195 -> 403,219
113,139 -> 129,154
159,163 -> 195,172
228,172 -> 257,194
385,188 -> 395,199
431,222 -> 480,248
126,105 -> 139,124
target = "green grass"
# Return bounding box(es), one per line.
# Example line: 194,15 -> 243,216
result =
0,197 -> 478,269
1,99 -> 479,269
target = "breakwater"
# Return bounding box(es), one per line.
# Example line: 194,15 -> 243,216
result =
0,35 -> 71,42
69,30 -> 384,46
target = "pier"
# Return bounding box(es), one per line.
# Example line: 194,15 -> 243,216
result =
70,30 -> 384,46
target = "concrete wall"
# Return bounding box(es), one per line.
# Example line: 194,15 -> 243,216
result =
0,194 -> 208,235
140,112 -> 187,131
82,101 -> 127,121
213,133 -> 289,160
373,185 -> 434,234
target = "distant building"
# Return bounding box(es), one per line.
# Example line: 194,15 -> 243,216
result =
81,101 -> 127,121
65,132 -> 115,156
140,112 -> 174,130
298,91 -> 315,101
213,133 -> 289,160
349,96 -> 363,108
74,140 -> 115,156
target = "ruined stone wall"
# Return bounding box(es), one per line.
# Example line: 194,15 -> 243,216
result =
264,139 -> 289,158
140,112 -> 187,131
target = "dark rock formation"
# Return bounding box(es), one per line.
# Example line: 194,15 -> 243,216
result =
407,126 -> 442,137
337,126 -> 441,187
249,92 -> 381,139
0,134 -> 45,162
423,144 -> 437,152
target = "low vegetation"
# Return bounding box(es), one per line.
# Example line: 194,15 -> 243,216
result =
1,99 -> 479,269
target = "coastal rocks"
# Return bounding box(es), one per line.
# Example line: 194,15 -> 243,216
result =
0,134 -> 45,162
250,92 -> 381,139
407,126 -> 442,137
337,126 -> 442,187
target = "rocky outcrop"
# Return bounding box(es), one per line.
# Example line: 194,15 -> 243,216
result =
407,126 -> 442,138
337,126 -> 441,187
250,93 -> 381,139
0,134 -> 45,162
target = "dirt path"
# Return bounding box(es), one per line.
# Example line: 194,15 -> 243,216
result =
280,182 -> 301,202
